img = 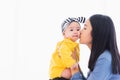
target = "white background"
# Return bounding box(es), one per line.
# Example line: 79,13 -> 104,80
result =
0,0 -> 120,80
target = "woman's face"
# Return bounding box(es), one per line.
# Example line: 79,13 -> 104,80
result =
80,19 -> 92,48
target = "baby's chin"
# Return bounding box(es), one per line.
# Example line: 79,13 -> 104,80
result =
71,38 -> 79,42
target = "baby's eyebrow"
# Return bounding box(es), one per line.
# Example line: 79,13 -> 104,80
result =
69,27 -> 80,30
69,26 -> 80,28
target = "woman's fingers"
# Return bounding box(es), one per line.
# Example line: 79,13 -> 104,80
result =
61,68 -> 72,79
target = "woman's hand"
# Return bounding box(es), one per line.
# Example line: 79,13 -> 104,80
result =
61,68 -> 72,79
71,48 -> 77,60
70,63 -> 80,75
61,64 -> 80,78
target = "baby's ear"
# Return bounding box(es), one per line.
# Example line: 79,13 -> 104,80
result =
62,32 -> 65,35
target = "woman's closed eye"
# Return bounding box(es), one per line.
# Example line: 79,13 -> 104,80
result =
83,27 -> 87,30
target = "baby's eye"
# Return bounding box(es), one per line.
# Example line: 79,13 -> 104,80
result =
70,29 -> 73,31
77,29 -> 80,31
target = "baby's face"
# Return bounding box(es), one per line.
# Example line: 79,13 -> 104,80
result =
63,22 -> 81,42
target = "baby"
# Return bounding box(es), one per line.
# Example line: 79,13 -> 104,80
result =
49,17 -> 85,80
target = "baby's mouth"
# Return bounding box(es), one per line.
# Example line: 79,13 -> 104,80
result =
73,35 -> 78,37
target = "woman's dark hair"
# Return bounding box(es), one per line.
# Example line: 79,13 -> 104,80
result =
88,14 -> 120,74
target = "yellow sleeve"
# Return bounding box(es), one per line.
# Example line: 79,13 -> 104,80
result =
59,43 -> 76,68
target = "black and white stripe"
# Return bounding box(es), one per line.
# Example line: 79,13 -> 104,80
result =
61,17 -> 86,32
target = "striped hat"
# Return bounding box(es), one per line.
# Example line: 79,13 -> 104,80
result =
61,17 -> 85,32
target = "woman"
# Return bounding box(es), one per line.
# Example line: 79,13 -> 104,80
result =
62,14 -> 120,80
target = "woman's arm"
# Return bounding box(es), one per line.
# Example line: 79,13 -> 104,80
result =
71,58 -> 111,80
71,51 -> 112,80
87,55 -> 112,80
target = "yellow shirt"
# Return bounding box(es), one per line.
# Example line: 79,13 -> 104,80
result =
49,38 -> 80,79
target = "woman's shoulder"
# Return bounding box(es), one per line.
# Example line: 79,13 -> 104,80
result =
99,50 -> 112,61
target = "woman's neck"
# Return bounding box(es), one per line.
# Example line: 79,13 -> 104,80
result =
87,43 -> 92,50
